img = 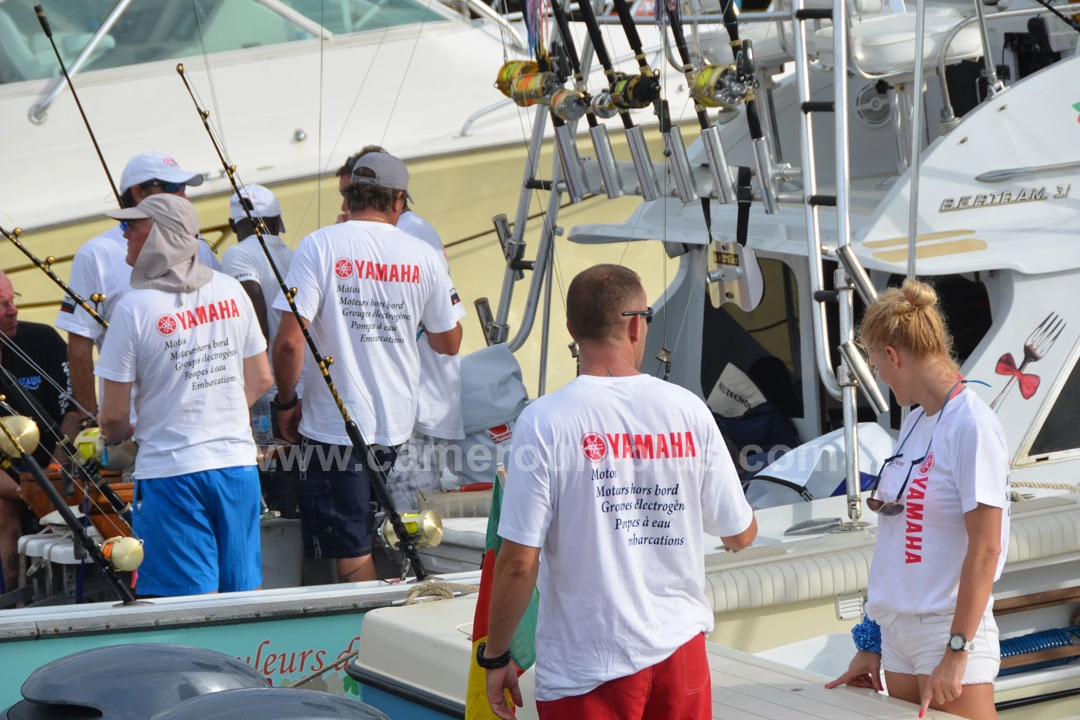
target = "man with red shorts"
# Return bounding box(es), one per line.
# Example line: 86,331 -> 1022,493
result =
481,264 -> 758,719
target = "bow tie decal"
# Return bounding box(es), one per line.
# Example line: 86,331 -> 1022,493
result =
990,312 -> 1065,411
995,354 -> 1040,399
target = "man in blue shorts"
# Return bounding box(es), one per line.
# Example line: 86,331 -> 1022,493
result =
97,194 -> 272,596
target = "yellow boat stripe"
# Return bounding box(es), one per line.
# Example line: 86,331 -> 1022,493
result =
872,237 -> 987,263
862,229 -> 977,249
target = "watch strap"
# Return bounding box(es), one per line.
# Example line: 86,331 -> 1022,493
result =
476,642 -> 512,669
271,393 -> 299,411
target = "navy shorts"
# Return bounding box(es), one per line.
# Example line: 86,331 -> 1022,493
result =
297,437 -> 397,559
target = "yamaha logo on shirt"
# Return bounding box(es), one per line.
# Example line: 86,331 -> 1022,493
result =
17,375 -> 41,391
582,431 -> 697,461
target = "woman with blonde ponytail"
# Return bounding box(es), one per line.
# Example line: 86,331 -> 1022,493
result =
827,279 -> 1010,719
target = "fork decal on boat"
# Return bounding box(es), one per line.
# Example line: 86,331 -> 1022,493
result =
991,312 -> 1066,410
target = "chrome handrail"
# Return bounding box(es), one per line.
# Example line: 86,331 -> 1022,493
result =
29,0 -> 135,124
938,3 -> 1080,125
456,0 -> 528,53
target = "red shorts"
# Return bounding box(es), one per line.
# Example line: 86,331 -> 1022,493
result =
536,633 -> 711,720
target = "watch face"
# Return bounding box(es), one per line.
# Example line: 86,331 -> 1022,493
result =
949,634 -> 967,650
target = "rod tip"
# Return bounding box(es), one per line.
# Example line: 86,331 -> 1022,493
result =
176,63 -> 185,73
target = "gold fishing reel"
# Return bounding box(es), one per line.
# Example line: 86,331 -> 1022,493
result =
0,415 -> 40,461
101,535 -> 144,572
380,509 -> 443,550
495,61 -> 558,107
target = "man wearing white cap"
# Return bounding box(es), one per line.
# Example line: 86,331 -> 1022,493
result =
97,194 -> 271,597
57,152 -> 221,439
222,184 -> 294,352
273,151 -> 464,583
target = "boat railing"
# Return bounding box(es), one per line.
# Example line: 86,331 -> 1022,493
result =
28,0 -> 336,124
937,2 -> 1080,129
28,0 -> 134,124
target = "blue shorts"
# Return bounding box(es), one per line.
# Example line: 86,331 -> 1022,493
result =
133,467 -> 262,596
297,437 -> 397,559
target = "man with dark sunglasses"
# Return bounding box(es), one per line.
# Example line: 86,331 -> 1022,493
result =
483,264 -> 757,720
57,152 -> 221,441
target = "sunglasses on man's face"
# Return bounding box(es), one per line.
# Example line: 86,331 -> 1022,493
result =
866,453 -> 926,516
141,180 -> 186,194
621,307 -> 653,325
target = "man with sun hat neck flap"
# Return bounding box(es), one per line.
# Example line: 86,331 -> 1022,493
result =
96,193 -> 272,597
272,151 -> 464,583
57,152 -> 221,441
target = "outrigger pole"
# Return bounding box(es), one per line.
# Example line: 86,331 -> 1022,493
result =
175,65 -> 432,581
0,400 -> 137,604
33,4 -> 122,207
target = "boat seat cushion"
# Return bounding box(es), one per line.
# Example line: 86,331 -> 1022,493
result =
816,7 -> 984,77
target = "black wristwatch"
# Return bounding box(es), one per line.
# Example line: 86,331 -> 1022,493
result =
476,642 -> 512,669
271,393 -> 299,411
948,633 -> 974,652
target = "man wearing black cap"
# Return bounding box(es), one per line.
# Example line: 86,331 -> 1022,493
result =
97,194 -> 271,597
272,151 -> 464,583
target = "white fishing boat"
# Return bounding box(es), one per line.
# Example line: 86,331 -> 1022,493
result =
3,0 -> 1080,716
348,0 -> 1080,716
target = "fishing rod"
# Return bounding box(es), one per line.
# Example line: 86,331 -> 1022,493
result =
0,350 -> 134,529
33,3 -> 122,206
0,225 -> 108,330
0,400 -> 137,604
548,0 -> 623,199
175,64 -> 433,581
571,0 -> 661,200
660,0 -> 751,206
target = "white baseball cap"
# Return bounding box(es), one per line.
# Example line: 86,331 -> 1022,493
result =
120,152 -> 205,193
229,184 -> 284,231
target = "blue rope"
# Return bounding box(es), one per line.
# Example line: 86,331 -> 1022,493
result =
999,626 -> 1080,676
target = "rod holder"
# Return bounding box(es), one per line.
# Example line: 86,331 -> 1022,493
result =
590,124 -> 624,199
626,126 -> 661,201
838,341 -> 890,416
664,125 -> 699,204
554,124 -> 587,203
701,125 -> 735,204
751,136 -> 779,214
835,244 -> 879,306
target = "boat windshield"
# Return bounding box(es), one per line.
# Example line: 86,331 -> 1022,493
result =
0,0 -> 446,86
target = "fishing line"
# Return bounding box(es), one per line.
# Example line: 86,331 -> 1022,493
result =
0,334 -> 93,422
190,0 -> 226,148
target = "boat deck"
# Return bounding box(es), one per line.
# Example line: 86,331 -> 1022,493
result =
706,643 -> 962,719
352,594 -> 967,719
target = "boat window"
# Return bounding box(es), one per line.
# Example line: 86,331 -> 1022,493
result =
1028,360 -> 1080,456
701,258 -> 804,419
281,0 -> 446,34
0,0 -> 441,86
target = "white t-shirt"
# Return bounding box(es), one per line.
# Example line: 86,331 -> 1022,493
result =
95,272 -> 266,480
867,388 -> 1011,618
56,226 -> 129,345
500,374 -> 754,701
273,221 -> 465,447
398,211 -> 464,440
221,233 -> 294,349
58,227 -> 222,345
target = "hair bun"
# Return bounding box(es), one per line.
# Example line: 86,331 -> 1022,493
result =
901,279 -> 937,310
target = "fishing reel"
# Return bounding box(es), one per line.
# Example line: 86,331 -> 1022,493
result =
0,415 -> 40,464
379,509 -> 443,551
690,39 -> 757,111
608,72 -> 661,110
73,426 -> 136,471
101,535 -> 144,571
495,60 -> 558,107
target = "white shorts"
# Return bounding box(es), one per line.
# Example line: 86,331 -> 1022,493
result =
879,608 -> 1000,684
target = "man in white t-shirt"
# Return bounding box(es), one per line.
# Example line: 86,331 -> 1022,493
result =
482,265 -> 757,720
57,152 -> 222,439
336,149 -> 465,509
273,151 -> 464,583
96,194 -> 272,597
222,184 -> 294,388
